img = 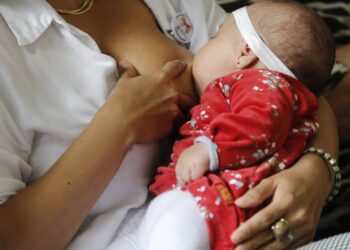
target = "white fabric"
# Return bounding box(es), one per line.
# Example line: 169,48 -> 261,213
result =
233,7 -> 297,79
194,136 -> 219,171
0,0 -> 226,249
144,0 -> 227,53
107,190 -> 210,250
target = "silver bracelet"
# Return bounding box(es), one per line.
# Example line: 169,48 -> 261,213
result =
303,147 -> 341,204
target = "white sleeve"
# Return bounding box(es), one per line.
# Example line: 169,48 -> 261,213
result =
194,136 -> 219,172
143,0 -> 227,53
185,0 -> 228,53
0,100 -> 32,205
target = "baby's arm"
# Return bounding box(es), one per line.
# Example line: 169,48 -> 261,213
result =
208,78 -> 316,171
176,72 -> 318,183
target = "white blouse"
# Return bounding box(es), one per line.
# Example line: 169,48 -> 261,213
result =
0,0 -> 226,249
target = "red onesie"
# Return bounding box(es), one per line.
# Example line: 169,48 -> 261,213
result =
150,69 -> 318,250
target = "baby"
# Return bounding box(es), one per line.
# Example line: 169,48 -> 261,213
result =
141,1 -> 335,250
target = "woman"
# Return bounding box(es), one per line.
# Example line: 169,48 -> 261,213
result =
0,0 -> 338,249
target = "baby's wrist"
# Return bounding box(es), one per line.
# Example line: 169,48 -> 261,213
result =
194,136 -> 219,171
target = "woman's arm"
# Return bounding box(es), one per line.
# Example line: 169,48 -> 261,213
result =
0,61 -> 187,250
326,44 -> 350,144
231,97 -> 338,250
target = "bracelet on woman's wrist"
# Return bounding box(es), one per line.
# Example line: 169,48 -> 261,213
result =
303,147 -> 341,204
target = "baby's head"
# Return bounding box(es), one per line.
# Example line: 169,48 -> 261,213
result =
192,0 -> 335,95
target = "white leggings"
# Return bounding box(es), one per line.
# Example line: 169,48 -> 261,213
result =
107,190 -> 210,250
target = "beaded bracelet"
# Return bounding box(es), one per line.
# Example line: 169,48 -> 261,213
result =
303,147 -> 341,204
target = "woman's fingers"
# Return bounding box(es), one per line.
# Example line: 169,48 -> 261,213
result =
119,59 -> 186,83
236,215 -> 307,250
158,60 -> 195,112
118,60 -> 138,78
235,178 -> 275,208
235,227 -> 275,250
232,200 -> 289,245
236,218 -> 309,250
108,59 -> 190,143
258,222 -> 315,250
231,155 -> 331,250
231,179 -> 277,244
233,171 -> 322,249
158,60 -> 187,83
232,176 -> 302,246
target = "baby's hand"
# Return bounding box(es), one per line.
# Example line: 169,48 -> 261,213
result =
175,142 -> 210,184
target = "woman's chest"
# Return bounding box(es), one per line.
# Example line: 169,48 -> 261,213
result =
63,0 -> 192,74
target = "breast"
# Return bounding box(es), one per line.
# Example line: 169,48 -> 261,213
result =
63,0 -> 196,106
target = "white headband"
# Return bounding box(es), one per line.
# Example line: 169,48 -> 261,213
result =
232,7 -> 297,79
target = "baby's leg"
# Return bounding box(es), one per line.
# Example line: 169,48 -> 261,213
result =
137,190 -> 210,250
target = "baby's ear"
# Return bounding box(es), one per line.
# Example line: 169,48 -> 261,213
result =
235,43 -> 258,69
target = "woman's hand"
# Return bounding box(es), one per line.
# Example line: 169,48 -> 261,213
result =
107,60 -> 195,143
230,97 -> 338,250
231,154 -> 330,250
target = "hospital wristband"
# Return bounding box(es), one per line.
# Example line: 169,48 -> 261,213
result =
303,147 -> 341,204
194,136 -> 219,172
